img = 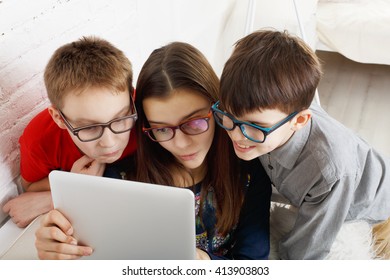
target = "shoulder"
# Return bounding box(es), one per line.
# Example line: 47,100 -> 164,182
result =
307,104 -> 369,178
19,108 -> 69,150
21,109 -> 56,139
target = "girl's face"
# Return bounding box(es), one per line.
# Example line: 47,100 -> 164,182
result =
143,89 -> 214,178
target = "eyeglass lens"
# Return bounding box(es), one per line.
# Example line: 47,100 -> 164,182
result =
77,116 -> 136,141
213,111 -> 265,142
148,118 -> 209,142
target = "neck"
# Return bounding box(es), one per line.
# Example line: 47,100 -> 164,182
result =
172,163 -> 207,187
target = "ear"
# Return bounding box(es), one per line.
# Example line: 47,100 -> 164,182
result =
48,106 -> 67,129
291,109 -> 311,132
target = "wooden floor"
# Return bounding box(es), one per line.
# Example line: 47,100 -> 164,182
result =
316,50 -> 390,157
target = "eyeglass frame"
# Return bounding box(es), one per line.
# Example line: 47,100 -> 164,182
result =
58,101 -> 138,142
211,101 -> 298,143
142,110 -> 213,142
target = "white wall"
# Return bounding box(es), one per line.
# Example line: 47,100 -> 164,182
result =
0,0 -> 318,224
0,0 -> 240,224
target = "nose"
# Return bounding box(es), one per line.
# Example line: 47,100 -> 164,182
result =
98,127 -> 117,148
171,129 -> 192,149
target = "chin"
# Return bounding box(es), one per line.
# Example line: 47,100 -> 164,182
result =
232,148 -> 260,161
236,153 -> 259,161
98,155 -> 121,164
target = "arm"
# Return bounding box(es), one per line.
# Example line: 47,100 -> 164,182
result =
278,175 -> 356,259
35,209 -> 93,259
5,130 -> 53,227
3,156 -> 105,228
2,191 -> 53,228
22,176 -> 50,192
210,160 -> 272,260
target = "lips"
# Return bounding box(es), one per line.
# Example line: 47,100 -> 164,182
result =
233,141 -> 254,153
102,150 -> 120,158
179,152 -> 197,161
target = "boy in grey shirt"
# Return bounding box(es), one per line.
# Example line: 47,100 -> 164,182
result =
212,30 -> 390,259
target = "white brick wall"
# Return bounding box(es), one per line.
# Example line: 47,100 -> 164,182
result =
0,0 -> 319,225
0,0 -> 244,224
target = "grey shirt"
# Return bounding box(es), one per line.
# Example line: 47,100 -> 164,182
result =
259,102 -> 390,259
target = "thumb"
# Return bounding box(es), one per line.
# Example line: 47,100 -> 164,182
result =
71,155 -> 94,172
2,201 -> 10,213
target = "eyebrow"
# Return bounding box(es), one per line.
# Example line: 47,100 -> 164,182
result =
68,106 -> 131,126
147,107 -> 209,126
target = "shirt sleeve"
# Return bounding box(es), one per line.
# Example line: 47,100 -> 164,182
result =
210,160 -> 272,260
278,174 -> 357,259
19,132 -> 54,183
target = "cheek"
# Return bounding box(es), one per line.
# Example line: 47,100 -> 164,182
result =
74,141 -> 96,157
117,131 -> 131,146
263,126 -> 291,149
201,125 -> 215,149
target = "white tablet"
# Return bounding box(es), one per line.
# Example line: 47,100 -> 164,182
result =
49,170 -> 196,260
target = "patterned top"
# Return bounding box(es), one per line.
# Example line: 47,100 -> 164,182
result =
108,156 -> 271,259
191,159 -> 271,260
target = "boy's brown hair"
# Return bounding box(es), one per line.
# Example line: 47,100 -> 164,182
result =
220,29 -> 322,116
44,36 -> 133,109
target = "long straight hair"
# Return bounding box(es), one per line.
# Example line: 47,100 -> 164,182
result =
134,42 -> 245,235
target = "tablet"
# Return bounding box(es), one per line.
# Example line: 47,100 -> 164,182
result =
49,170 -> 196,260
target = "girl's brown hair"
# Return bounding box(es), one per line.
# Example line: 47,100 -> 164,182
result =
135,42 -> 245,235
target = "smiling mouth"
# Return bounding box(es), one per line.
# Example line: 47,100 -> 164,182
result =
234,142 -> 252,149
236,143 -> 251,149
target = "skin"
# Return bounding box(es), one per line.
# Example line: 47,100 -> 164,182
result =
34,88 -> 214,260
143,89 -> 215,185
225,108 -> 312,161
3,87 -> 132,228
143,89 -> 215,260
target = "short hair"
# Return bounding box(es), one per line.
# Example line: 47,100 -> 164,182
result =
44,36 -> 133,109
220,29 -> 322,116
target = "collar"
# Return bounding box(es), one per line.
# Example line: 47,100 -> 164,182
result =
268,117 -> 311,169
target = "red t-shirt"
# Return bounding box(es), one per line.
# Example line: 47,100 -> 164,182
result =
19,108 -> 137,182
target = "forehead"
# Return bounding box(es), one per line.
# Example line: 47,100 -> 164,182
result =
62,87 -> 130,122
232,107 -> 289,125
143,89 -> 210,122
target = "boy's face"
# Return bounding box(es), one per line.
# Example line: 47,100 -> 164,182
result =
55,87 -> 132,164
225,108 -> 296,161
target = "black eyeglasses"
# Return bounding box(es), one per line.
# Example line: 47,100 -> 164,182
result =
59,102 -> 137,142
143,111 -> 212,142
211,101 -> 297,143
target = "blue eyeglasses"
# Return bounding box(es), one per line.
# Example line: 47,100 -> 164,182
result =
211,101 -> 298,143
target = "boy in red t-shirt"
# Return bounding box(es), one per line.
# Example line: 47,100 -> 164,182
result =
3,36 -> 137,228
